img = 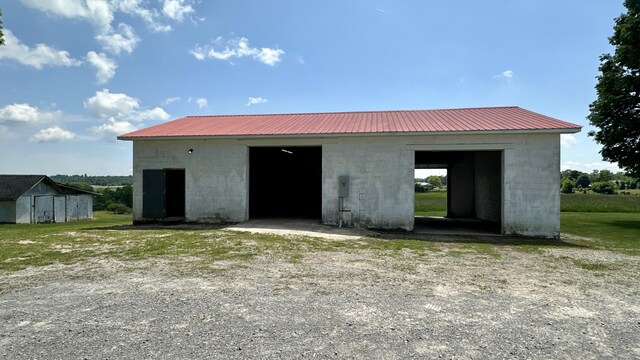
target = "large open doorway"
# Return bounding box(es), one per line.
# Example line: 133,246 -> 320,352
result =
415,151 -> 502,234
249,146 -> 322,219
142,169 -> 185,221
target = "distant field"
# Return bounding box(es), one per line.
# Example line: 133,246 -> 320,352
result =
416,191 -> 640,214
560,193 -> 640,213
414,191 -> 446,216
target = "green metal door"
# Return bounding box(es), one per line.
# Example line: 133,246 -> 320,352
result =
143,169 -> 164,219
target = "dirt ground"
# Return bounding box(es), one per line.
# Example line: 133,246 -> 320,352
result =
1,225 -> 639,359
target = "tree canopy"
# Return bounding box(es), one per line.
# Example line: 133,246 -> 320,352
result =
588,0 -> 640,177
0,8 -> 4,46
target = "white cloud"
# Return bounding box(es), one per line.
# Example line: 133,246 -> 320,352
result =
189,48 -> 206,60
20,0 -> 176,33
136,107 -> 170,122
86,51 -> 117,84
0,103 -> 62,124
0,29 -> 82,69
196,98 -> 208,108
493,70 -> 514,79
246,97 -> 268,106
30,126 -> 76,142
190,37 -> 285,66
560,134 -> 577,148
95,23 -> 140,55
20,0 -> 113,32
20,0 -> 197,56
85,89 -> 170,140
257,47 -> 285,66
117,0 -> 172,32
92,118 -> 138,141
162,0 -> 195,22
85,89 -> 141,119
162,97 -> 181,105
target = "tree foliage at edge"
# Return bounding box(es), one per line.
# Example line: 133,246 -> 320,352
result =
588,0 -> 640,177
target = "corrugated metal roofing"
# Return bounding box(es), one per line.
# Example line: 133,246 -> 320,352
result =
0,175 -> 51,200
118,106 -> 581,139
0,175 -> 99,200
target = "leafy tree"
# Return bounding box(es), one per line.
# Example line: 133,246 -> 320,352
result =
66,182 -> 94,191
591,182 -> 617,194
426,175 -> 442,188
440,175 -> 448,186
575,174 -> 591,188
588,0 -> 640,177
561,179 -> 575,194
0,8 -> 4,46
106,203 -> 131,214
590,169 -> 614,183
630,181 -> 638,189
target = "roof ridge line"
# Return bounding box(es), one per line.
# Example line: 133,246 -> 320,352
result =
183,106 -> 520,118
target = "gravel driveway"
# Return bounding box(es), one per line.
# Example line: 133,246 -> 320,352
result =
1,230 -> 639,359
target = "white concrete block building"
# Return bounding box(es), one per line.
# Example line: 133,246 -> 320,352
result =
118,107 -> 581,238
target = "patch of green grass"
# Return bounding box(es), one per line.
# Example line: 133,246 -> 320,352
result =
0,214 -> 451,273
561,193 -> 640,213
415,192 -> 447,216
465,243 -> 502,259
561,212 -> 640,255
572,259 -> 610,271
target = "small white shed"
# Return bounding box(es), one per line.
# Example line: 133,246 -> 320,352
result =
0,175 -> 97,224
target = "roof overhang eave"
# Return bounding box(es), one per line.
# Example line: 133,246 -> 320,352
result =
117,127 -> 582,141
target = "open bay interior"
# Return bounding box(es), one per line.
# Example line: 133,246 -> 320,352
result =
415,151 -> 502,234
249,146 -> 322,218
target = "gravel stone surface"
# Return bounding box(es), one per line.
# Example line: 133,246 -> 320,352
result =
1,234 -> 639,359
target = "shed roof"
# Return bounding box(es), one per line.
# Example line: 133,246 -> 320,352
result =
0,175 -> 59,200
118,106 -> 581,140
0,175 -> 99,200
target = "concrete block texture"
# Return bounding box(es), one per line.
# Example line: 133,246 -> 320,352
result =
131,132 -> 562,237
133,140 -> 248,223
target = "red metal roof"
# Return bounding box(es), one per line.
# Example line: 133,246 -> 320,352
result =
118,106 -> 581,139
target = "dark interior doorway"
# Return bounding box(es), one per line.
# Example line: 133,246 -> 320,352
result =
142,169 -> 185,220
249,146 -> 322,218
165,169 -> 185,218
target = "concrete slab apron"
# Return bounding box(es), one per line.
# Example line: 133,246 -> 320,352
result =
225,218 -> 378,240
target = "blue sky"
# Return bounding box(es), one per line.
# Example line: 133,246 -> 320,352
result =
0,0 -> 627,176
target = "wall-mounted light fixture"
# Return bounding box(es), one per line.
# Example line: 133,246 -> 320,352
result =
187,149 -> 194,154
281,149 -> 293,154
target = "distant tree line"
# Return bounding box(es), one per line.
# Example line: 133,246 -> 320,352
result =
561,169 -> 638,194
52,175 -> 133,214
50,174 -> 132,186
415,175 -> 447,192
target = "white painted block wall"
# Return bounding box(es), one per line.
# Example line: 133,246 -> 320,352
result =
130,132 -> 561,237
502,134 -> 561,237
133,139 -> 248,223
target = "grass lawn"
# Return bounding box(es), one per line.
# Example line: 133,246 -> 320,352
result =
561,193 -> 640,212
561,212 -> 640,255
414,191 -> 639,253
415,191 -> 446,216
1,190 -> 639,274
